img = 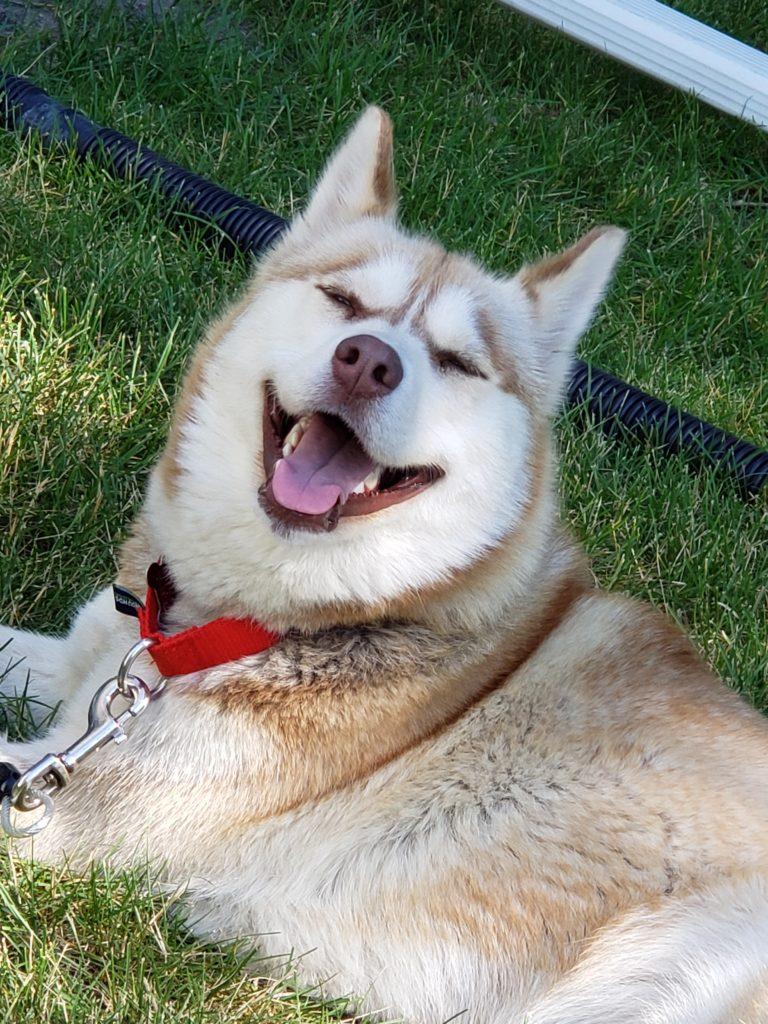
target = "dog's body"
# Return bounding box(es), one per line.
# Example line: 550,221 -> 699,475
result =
2,109 -> 767,1023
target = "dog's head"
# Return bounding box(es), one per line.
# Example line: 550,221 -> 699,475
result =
147,107 -> 625,628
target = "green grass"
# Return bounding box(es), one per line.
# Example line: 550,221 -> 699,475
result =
0,0 -> 766,1019
0,858 -> 359,1024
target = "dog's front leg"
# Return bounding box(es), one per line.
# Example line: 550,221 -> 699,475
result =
0,693 -> 92,854
1,683 -> 258,875
0,626 -> 72,726
1,588 -> 122,730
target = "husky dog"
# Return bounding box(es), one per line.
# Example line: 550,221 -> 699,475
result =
1,108 -> 767,1024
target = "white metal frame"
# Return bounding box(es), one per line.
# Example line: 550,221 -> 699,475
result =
499,0 -> 768,131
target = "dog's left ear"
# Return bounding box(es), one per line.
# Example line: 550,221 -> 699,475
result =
514,226 -> 627,414
299,106 -> 397,232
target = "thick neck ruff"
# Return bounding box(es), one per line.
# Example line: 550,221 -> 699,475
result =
114,561 -> 280,677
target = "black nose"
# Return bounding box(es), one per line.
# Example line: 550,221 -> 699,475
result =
332,335 -> 404,400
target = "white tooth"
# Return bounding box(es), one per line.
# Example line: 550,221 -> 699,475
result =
363,467 -> 382,493
283,423 -> 303,451
283,414 -> 313,455
351,480 -> 366,495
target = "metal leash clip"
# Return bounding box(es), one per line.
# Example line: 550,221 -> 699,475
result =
1,638 -> 166,839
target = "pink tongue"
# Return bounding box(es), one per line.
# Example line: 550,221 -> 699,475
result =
272,413 -> 375,515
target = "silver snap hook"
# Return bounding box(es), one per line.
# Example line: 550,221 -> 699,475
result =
1,788 -> 55,838
115,637 -> 163,698
1,639 -> 166,840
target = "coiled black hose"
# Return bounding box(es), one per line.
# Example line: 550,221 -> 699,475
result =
566,363 -> 768,492
0,72 -> 286,257
1,70 -> 766,497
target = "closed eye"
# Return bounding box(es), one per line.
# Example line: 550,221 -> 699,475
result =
317,285 -> 358,316
433,348 -> 487,379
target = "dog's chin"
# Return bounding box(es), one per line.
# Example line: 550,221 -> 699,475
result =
258,384 -> 444,534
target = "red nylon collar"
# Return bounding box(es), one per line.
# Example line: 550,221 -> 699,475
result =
115,562 -> 280,678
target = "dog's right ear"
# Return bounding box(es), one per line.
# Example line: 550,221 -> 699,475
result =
513,226 -> 627,415
298,106 -> 397,232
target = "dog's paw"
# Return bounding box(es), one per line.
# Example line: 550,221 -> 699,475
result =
0,628 -> 33,693
0,627 -> 64,733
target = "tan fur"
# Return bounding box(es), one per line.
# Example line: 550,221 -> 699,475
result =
3,108 -> 767,1024
184,556 -> 589,821
520,225 -> 614,300
473,305 -> 527,399
158,287 -> 258,495
371,109 -> 396,213
406,248 -> 531,402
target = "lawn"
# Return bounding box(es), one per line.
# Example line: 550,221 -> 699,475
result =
0,0 -> 766,1020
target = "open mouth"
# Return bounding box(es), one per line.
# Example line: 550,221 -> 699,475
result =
259,385 -> 443,532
